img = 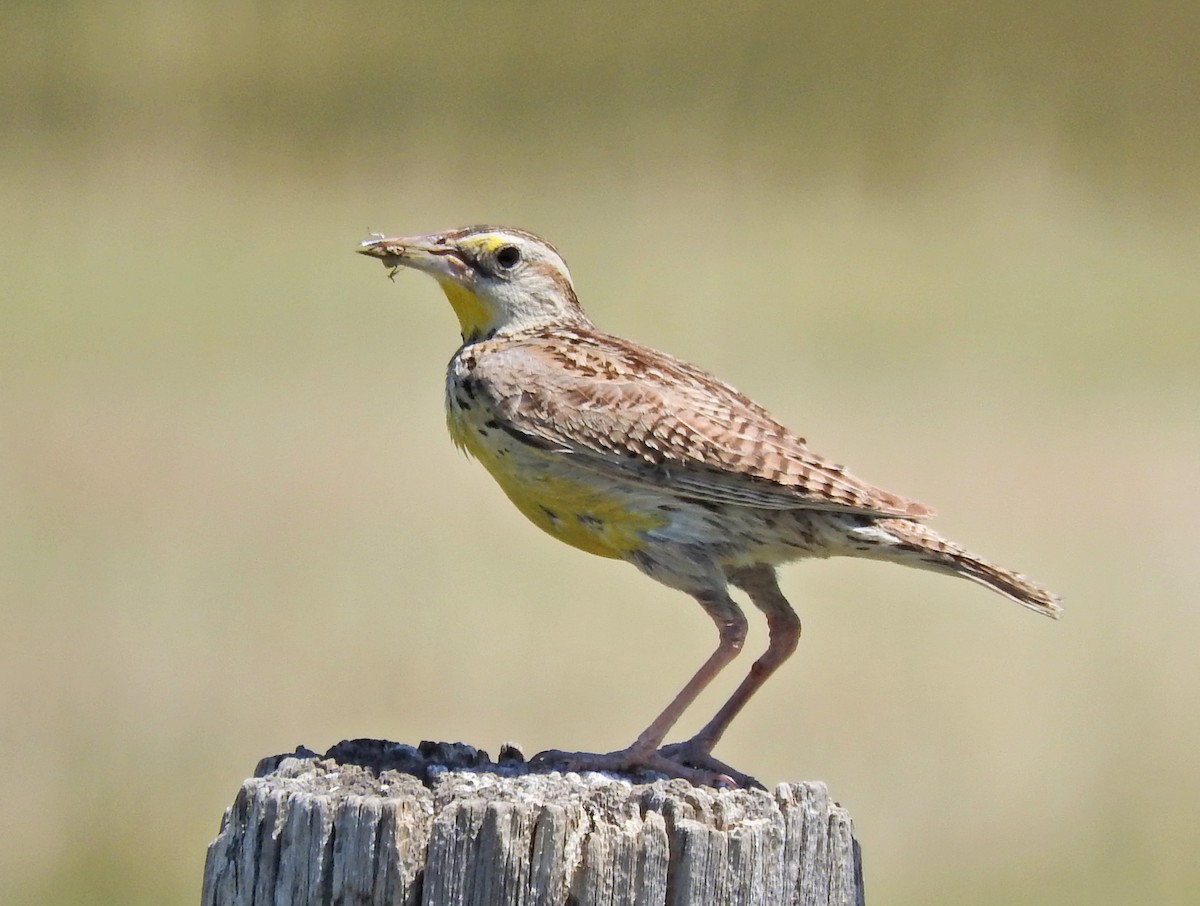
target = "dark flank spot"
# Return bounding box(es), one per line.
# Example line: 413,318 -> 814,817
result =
628,550 -> 656,574
497,421 -> 557,450
461,379 -> 479,401
539,505 -> 561,524
484,419 -> 501,429
455,394 -> 473,410
577,513 -> 604,528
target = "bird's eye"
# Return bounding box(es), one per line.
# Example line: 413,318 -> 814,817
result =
495,245 -> 521,269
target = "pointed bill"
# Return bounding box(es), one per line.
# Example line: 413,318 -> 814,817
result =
356,232 -> 469,280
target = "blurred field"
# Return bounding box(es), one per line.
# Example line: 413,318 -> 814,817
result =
3,3 -> 1198,904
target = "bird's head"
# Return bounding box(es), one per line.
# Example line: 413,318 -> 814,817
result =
358,226 -> 592,342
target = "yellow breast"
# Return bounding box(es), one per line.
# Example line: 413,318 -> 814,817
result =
446,405 -> 666,559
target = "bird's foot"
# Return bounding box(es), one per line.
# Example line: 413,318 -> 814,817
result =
657,739 -> 765,790
530,745 -> 745,789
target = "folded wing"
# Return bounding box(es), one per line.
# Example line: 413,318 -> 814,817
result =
466,331 -> 934,519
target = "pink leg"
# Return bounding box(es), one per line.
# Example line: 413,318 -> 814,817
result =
662,565 -> 801,772
532,588 -> 749,786
628,588 -> 748,753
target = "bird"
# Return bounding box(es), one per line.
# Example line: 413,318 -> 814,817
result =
357,225 -> 1061,787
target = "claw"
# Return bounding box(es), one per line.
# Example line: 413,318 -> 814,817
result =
658,741 -> 765,790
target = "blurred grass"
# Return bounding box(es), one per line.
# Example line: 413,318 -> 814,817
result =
2,3 -> 1199,905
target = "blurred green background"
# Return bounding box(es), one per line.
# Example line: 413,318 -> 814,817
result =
3,2 -> 1198,904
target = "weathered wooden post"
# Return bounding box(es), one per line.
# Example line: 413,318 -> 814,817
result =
202,740 -> 863,906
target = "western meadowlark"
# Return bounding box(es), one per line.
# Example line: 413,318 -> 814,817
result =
357,225 -> 1061,787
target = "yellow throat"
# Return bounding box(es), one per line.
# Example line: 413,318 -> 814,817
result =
437,278 -> 497,340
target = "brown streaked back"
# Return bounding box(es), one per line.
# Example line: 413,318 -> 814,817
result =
456,327 -> 934,519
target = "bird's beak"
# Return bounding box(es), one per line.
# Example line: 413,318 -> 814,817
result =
356,232 -> 468,281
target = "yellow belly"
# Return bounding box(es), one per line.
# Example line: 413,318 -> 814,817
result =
449,411 -> 666,559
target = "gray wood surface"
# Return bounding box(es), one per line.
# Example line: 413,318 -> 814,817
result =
202,741 -> 863,906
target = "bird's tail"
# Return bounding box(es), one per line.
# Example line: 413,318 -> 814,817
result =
857,518 -> 1062,618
